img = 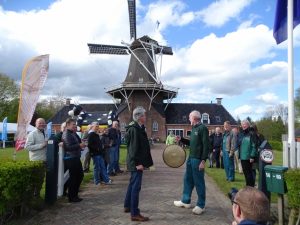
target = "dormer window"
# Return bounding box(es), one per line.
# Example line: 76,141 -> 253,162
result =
182,115 -> 187,122
201,113 -> 210,124
215,116 -> 221,123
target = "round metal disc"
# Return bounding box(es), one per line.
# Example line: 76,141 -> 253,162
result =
163,145 -> 186,168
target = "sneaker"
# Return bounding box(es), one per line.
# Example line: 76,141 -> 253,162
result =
174,200 -> 191,208
192,206 -> 205,215
104,179 -> 113,185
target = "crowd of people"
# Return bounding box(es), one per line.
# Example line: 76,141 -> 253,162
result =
25,108 -> 271,224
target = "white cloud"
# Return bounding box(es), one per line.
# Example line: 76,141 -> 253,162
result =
162,25 -> 285,98
255,92 -> 279,104
196,0 -> 253,27
234,104 -> 252,116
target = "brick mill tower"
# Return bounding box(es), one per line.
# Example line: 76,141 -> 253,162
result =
87,0 -> 178,139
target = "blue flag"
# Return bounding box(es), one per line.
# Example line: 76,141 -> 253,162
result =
2,117 -> 8,141
46,122 -> 52,139
274,0 -> 300,44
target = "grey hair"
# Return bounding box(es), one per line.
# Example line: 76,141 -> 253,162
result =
190,110 -> 201,120
241,119 -> 250,126
133,106 -> 146,122
91,121 -> 99,126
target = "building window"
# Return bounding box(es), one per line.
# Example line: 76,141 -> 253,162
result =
182,115 -> 187,122
186,130 -> 191,136
167,129 -> 184,137
202,113 -> 210,124
120,122 -> 126,131
215,116 -> 221,123
152,121 -> 158,131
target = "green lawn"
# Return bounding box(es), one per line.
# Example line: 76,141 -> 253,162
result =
205,150 -> 283,202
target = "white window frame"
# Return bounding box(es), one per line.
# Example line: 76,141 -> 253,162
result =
152,121 -> 158,131
167,129 -> 184,137
120,122 -> 126,131
201,113 -> 210,124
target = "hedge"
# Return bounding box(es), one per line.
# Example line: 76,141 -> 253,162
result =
269,140 -> 283,151
0,160 -> 45,221
285,169 -> 300,209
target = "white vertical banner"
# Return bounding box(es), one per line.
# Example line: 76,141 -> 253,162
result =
15,54 -> 49,151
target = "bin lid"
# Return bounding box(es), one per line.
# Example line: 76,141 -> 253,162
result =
264,165 -> 288,172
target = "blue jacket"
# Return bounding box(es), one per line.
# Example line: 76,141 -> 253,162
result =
239,219 -> 267,225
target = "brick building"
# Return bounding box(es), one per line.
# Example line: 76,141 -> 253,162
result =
50,98 -> 237,141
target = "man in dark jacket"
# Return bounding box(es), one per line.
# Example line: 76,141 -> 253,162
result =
124,106 -> 153,222
231,186 -> 270,225
174,110 -> 209,215
62,118 -> 85,203
88,122 -> 112,185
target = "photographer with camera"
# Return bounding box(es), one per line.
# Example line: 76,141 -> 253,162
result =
229,187 -> 270,225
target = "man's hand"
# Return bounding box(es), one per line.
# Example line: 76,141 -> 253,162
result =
80,142 -> 86,149
136,165 -> 144,171
232,221 -> 238,225
250,158 -> 255,163
199,160 -> 205,170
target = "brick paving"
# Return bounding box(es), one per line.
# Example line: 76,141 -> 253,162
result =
23,144 -> 233,225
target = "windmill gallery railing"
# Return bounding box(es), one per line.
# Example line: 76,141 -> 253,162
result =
105,82 -> 179,93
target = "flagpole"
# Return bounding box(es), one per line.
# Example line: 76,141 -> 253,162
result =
288,0 -> 296,168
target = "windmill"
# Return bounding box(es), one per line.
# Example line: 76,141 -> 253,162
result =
87,0 -> 178,112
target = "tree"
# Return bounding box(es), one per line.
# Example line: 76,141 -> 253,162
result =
33,92 -> 66,122
0,73 -> 19,122
256,117 -> 286,141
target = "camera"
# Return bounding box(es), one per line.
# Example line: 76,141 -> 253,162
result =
228,187 -> 238,204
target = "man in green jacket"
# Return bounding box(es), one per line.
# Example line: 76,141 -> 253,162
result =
124,106 -> 153,222
174,110 -> 209,215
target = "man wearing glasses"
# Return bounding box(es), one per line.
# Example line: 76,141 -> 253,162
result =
231,186 -> 270,225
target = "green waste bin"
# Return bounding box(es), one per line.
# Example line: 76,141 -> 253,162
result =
264,165 -> 288,194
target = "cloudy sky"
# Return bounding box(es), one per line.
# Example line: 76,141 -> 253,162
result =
0,0 -> 299,121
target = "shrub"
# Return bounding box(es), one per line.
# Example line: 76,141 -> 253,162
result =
285,169 -> 300,209
269,140 -> 283,151
0,160 -> 45,221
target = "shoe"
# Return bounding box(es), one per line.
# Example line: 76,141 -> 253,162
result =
192,206 -> 205,215
124,207 -> 130,213
131,214 -> 149,222
104,179 -> 113,185
69,197 -> 83,203
174,200 -> 191,208
109,172 -> 116,176
116,170 -> 124,174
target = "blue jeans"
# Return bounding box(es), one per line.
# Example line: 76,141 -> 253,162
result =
182,158 -> 206,208
107,146 -> 118,174
92,155 -> 109,184
223,150 -> 235,181
124,171 -> 143,216
114,145 -> 121,172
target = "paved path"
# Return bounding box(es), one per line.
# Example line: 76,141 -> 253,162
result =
24,144 -> 233,225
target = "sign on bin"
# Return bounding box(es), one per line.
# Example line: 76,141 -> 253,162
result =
264,165 -> 288,194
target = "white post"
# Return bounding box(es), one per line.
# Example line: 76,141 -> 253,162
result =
297,142 -> 300,168
57,145 -> 64,197
2,141 -> 5,149
283,141 -> 289,167
287,0 -> 296,168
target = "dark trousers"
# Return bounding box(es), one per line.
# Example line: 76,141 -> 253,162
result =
241,160 -> 255,187
65,157 -> 84,200
124,171 -> 143,216
213,148 -> 221,168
